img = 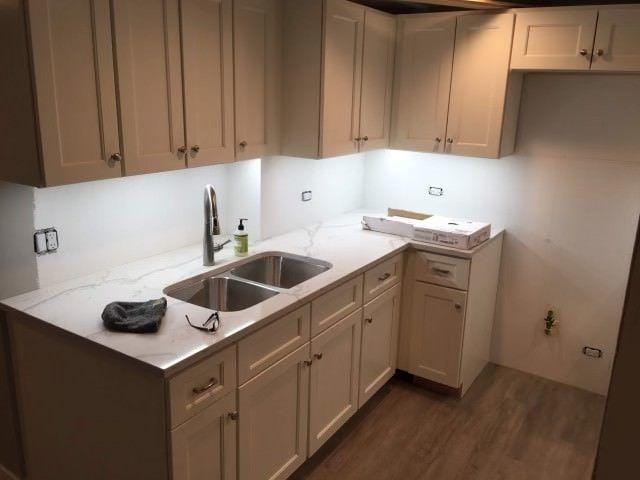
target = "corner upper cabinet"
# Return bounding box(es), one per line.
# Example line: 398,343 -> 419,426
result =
182,0 -> 235,167
446,13 -> 518,158
510,9 -> 598,70
233,0 -> 282,160
3,0 -> 122,186
391,13 -> 519,159
281,0 -> 395,158
112,0 -> 186,175
390,14 -> 456,153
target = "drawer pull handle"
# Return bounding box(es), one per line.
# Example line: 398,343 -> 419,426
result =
228,411 -> 239,421
378,272 -> 391,281
454,303 -> 462,311
314,352 -> 323,360
365,317 -> 373,324
192,377 -> 218,394
432,267 -> 451,276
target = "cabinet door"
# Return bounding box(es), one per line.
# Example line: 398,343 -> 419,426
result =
182,0 -> 235,167
28,0 -> 121,186
358,9 -> 395,152
359,283 -> 400,408
309,308 -> 361,455
320,0 -> 365,158
238,343 -> 310,480
234,0 -> 282,160
409,282 -> 466,388
511,10 -> 597,70
390,15 -> 455,153
445,14 -> 514,158
592,9 -> 640,72
171,393 -> 237,480
112,0 -> 186,175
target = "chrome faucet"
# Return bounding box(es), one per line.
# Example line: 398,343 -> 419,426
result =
203,185 -> 221,266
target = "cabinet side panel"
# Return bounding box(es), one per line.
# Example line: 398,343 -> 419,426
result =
10,316 -> 169,480
460,234 -> 503,395
280,0 -> 322,158
0,0 -> 42,186
0,312 -> 24,479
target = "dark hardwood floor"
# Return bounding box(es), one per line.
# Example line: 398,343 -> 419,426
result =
293,364 -> 605,480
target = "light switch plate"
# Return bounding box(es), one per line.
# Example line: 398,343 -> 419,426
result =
301,190 -> 312,202
34,231 -> 47,255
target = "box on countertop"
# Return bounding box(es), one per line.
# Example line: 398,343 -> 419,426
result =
413,216 -> 491,250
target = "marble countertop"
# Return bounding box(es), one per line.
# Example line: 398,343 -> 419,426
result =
0,212 -> 503,376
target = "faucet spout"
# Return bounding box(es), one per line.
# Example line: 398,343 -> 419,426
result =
203,185 -> 220,266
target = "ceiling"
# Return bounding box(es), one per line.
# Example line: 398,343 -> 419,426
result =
353,0 -> 640,14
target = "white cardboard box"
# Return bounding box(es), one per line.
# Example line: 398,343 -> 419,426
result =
362,214 -> 420,238
413,216 -> 491,250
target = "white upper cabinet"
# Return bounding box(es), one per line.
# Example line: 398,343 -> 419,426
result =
591,9 -> 640,72
112,0 -> 186,175
446,13 -> 516,158
28,0 -> 122,186
320,0 -> 365,158
233,0 -> 282,160
182,0 -> 235,167
511,9 -> 597,70
357,9 -> 396,152
281,0 -> 395,158
390,15 -> 455,153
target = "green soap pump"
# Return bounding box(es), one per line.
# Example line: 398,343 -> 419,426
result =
234,218 -> 249,257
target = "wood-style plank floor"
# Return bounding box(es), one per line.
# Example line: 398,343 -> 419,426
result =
292,364 -> 605,480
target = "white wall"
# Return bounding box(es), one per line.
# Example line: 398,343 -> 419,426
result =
364,74 -> 640,395
261,154 -> 365,238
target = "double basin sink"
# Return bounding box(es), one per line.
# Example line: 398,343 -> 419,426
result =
165,252 -> 332,312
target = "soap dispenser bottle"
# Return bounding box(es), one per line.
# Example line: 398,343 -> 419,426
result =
234,218 -> 249,257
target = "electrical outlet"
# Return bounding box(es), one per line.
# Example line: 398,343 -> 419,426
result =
583,346 -> 603,358
428,186 -> 443,196
301,190 -> 312,202
34,227 -> 59,255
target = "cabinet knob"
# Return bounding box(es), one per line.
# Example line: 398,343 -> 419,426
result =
454,303 -> 462,311
596,48 -> 605,57
314,352 -> 323,360
365,317 -> 373,324
228,411 -> 239,421
378,272 -> 391,281
177,146 -> 187,156
354,137 -> 362,142
435,137 -> 442,143
191,145 -> 200,154
446,138 -> 454,144
362,136 -> 369,142
579,48 -> 589,56
109,153 -> 122,164
239,140 -> 248,148
303,359 -> 313,367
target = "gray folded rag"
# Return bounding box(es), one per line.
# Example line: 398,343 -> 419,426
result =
102,298 -> 167,333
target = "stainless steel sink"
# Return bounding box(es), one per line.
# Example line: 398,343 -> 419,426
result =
166,275 -> 279,312
230,253 -> 332,289
165,252 -> 332,312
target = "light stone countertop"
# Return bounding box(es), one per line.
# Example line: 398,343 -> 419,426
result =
0,212 -> 503,376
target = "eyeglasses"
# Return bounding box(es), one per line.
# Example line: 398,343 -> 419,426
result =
185,311 -> 221,332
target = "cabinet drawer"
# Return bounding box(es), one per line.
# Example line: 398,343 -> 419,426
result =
414,252 -> 470,290
311,276 -> 363,336
238,304 -> 311,384
364,254 -> 403,302
170,344 -> 237,428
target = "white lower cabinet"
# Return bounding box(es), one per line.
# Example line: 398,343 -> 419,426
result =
359,283 -> 401,407
308,308 -> 362,455
409,282 -> 466,388
171,392 -> 237,480
238,343 -> 310,480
